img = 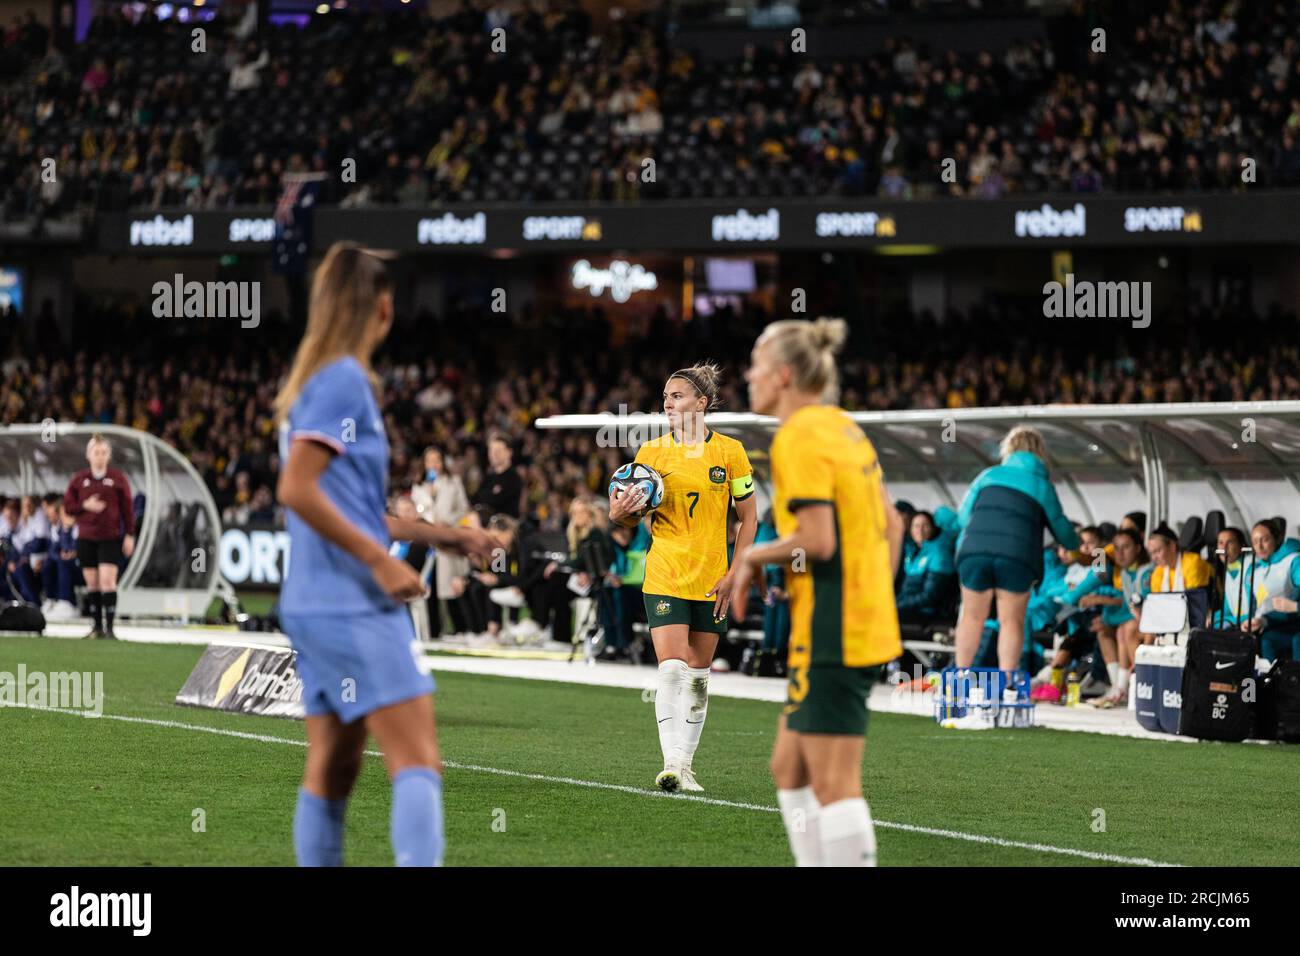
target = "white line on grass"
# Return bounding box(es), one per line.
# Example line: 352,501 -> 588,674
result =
6,703 -> 1181,867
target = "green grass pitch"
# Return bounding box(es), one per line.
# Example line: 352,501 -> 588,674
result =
1,636 -> 1297,866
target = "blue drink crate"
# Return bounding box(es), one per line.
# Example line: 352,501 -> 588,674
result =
933,667 -> 1035,728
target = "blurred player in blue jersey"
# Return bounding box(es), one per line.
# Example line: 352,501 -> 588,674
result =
273,242 -> 494,867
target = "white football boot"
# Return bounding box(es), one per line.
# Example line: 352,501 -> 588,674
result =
678,766 -> 704,792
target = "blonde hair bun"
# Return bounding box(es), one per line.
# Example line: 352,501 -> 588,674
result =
757,317 -> 849,402
811,317 -> 848,355
669,362 -> 724,410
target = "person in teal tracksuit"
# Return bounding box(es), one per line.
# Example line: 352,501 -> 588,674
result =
1244,519 -> 1300,661
954,426 -> 1080,673
992,529 -> 1113,679
1026,527 -> 1152,701
1211,526 -> 1252,626
1029,544 -> 1070,615
894,500 -> 919,590
897,509 -> 958,625
604,520 -> 652,659
750,510 -> 790,674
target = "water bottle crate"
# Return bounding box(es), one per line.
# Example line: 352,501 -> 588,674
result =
933,667 -> 1036,728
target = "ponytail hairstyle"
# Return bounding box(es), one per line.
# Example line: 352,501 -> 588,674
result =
667,362 -> 724,411
273,242 -> 393,425
756,316 -> 848,402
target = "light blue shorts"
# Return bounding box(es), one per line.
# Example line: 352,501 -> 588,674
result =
279,605 -> 435,723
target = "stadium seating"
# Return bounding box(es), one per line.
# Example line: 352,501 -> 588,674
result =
3,1 -> 1296,218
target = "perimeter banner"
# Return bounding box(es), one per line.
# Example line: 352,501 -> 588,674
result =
175,644 -> 304,719
96,192 -> 1294,254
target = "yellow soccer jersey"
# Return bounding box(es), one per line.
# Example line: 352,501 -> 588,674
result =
635,430 -> 755,601
771,404 -> 901,668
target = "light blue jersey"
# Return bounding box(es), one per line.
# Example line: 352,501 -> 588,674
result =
278,356 -> 393,615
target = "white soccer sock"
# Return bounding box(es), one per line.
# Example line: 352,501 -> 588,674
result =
776,786 -> 823,867
819,797 -> 877,867
655,659 -> 689,766
1115,667 -> 1130,697
677,666 -> 711,768
1106,661 -> 1120,687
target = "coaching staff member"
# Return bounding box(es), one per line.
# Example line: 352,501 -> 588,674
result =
953,425 -> 1078,674
473,434 -> 524,519
63,433 -> 135,639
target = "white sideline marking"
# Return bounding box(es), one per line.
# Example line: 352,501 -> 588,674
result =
5,702 -> 1180,867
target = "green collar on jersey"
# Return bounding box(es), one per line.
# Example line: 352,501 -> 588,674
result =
672,429 -> 712,445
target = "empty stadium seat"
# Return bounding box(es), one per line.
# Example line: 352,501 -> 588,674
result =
1179,516 -> 1204,553
1203,510 -> 1226,551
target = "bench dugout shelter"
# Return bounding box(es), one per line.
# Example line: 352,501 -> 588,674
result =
536,401 -> 1300,556
0,424 -> 222,621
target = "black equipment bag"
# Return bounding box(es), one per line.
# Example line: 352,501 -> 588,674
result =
1178,546 -> 1257,741
1178,631 -> 1256,740
0,601 -> 45,633
0,541 -> 46,633
1257,659 -> 1300,742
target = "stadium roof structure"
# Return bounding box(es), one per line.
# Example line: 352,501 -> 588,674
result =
536,401 -> 1300,533
0,424 -> 221,620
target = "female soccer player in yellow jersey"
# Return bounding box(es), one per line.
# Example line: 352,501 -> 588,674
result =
608,363 -> 759,793
732,319 -> 905,867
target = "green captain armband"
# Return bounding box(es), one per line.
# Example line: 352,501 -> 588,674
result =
731,474 -> 755,501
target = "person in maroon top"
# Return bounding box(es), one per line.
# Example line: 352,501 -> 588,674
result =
63,434 -> 136,639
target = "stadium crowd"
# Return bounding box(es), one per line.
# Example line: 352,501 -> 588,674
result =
4,0 -> 1300,216
0,491 -> 81,620
3,297 -> 1298,524
3,294 -> 1299,665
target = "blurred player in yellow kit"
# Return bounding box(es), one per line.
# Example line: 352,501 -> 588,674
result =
733,319 -> 904,866
609,364 -> 758,793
